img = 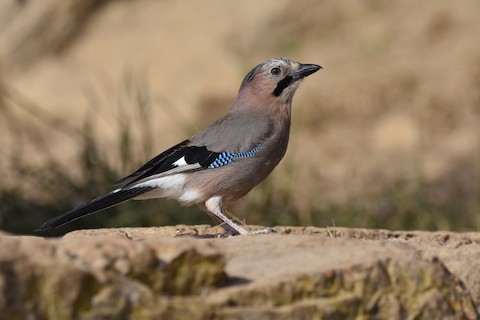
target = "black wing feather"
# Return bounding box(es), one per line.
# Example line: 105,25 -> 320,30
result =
184,146 -> 219,167
114,140 -> 221,187
114,140 -> 189,187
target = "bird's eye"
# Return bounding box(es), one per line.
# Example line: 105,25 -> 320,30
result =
270,67 -> 281,76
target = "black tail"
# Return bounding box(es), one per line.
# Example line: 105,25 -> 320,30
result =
35,187 -> 153,233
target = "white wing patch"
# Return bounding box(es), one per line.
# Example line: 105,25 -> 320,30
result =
173,156 -> 187,167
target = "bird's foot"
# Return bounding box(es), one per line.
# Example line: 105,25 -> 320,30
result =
216,227 -> 276,237
248,227 -> 276,235
216,230 -> 239,238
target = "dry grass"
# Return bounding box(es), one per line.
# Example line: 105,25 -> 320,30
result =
1,0 -> 480,234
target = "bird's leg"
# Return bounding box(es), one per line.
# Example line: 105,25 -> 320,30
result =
200,196 -> 249,236
200,197 -> 276,236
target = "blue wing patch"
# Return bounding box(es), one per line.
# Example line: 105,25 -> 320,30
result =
208,145 -> 261,169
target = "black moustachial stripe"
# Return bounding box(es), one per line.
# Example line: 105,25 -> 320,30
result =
273,75 -> 293,97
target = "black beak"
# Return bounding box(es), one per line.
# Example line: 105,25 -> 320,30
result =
291,64 -> 322,81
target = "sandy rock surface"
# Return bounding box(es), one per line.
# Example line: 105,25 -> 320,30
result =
0,226 -> 479,319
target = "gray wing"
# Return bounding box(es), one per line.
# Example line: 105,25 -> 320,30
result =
114,111 -> 273,187
189,111 -> 275,152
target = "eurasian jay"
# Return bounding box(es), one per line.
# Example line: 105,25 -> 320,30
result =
36,58 -> 321,235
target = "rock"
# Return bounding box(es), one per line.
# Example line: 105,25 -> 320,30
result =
0,226 -> 478,319
0,229 -> 226,319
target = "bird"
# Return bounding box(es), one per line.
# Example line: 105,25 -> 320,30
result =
36,58 -> 321,236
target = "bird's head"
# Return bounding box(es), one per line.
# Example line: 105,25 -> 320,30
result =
235,58 -> 321,111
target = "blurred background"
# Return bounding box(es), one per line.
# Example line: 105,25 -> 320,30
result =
1,0 -> 480,235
